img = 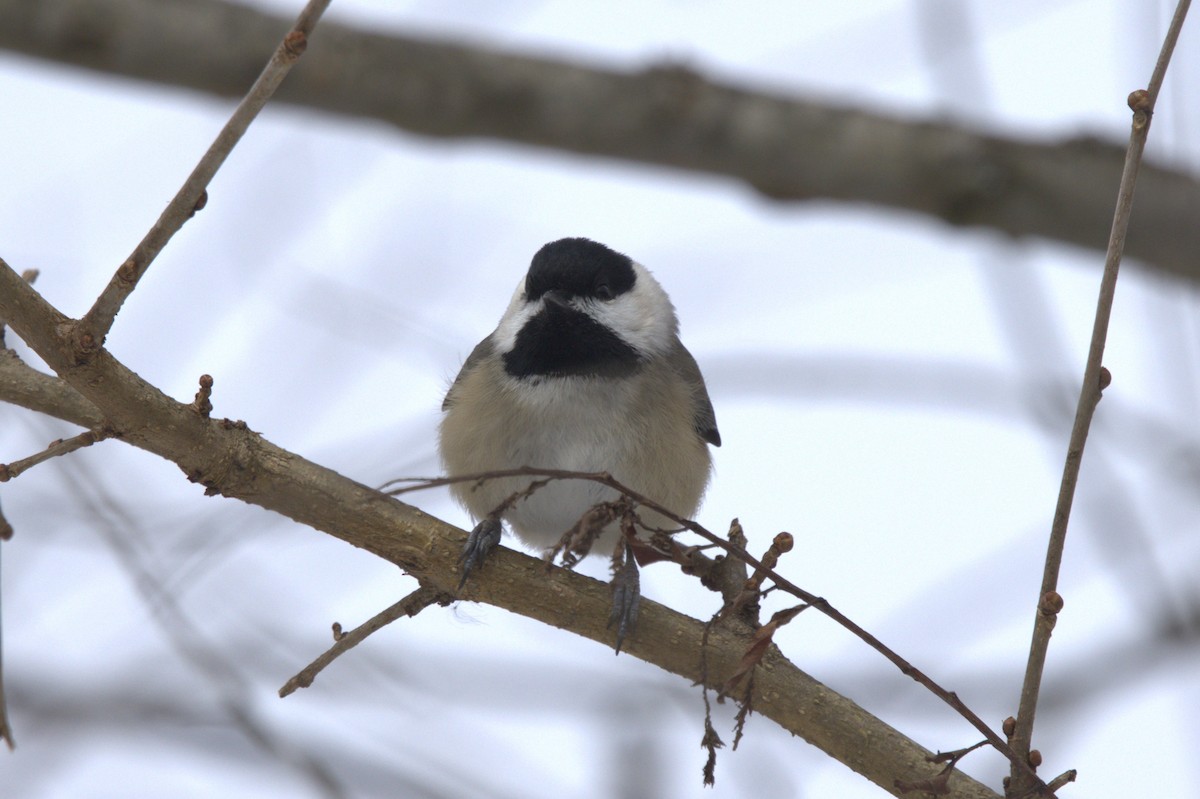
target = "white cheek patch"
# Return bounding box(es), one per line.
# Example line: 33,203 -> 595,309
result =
587,262 -> 678,357
494,279 -> 535,355
492,262 -> 679,360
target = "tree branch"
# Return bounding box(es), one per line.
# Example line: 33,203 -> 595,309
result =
78,0 -> 330,342
0,426 -> 113,483
0,350 -> 105,429
1,0 -> 1199,284
0,258 -> 1000,798
279,586 -> 451,698
389,468 -> 1040,788
1008,3 -> 1192,795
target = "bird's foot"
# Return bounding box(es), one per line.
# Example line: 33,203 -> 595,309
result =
608,542 -> 641,653
458,516 -> 503,590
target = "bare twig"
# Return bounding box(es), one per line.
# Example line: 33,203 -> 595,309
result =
0,526 -> 12,747
696,518 -> 756,625
279,585 -> 450,697
0,427 -> 114,482
1044,770 -> 1077,793
896,741 -> 989,796
1009,3 -> 1191,793
0,670 -> 12,750
722,531 -> 793,622
77,0 -> 331,344
386,467 -> 1040,788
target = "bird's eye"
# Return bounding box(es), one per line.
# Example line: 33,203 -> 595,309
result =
594,283 -> 614,301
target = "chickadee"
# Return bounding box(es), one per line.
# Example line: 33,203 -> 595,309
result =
439,237 -> 720,642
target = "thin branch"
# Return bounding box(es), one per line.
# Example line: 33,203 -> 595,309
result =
1009,2 -> 1191,794
896,740 -> 989,796
0,526 -> 12,748
77,0 -> 331,343
386,467 -> 1041,789
0,427 -> 114,482
0,351 -> 107,429
279,585 -> 450,697
1044,771 -> 1078,793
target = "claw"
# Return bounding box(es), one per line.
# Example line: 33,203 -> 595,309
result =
458,517 -> 503,590
608,543 -> 641,653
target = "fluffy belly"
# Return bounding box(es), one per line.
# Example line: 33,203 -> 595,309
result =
440,369 -> 710,556
449,436 -> 633,551
505,475 -> 623,550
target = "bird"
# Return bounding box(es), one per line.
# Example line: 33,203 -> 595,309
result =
438,237 -> 720,648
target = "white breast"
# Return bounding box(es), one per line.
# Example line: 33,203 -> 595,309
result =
499,378 -> 635,547
439,359 -> 711,555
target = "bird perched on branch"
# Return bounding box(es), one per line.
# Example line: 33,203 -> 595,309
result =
439,237 -> 720,649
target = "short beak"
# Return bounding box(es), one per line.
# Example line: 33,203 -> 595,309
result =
543,289 -> 571,310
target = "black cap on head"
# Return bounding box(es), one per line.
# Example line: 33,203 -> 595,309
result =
525,238 -> 636,302
504,238 -> 643,379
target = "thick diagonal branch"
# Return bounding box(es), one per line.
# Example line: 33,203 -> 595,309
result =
0,261 -> 999,798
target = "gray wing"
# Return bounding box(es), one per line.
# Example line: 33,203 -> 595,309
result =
668,339 -> 721,447
442,335 -> 496,411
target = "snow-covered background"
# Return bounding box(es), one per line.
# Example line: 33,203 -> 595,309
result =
2,1 -> 1199,797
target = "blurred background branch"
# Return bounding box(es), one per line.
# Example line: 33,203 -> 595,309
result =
1,0 -> 1199,282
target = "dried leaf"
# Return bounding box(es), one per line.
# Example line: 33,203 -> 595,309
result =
722,604 -> 805,696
